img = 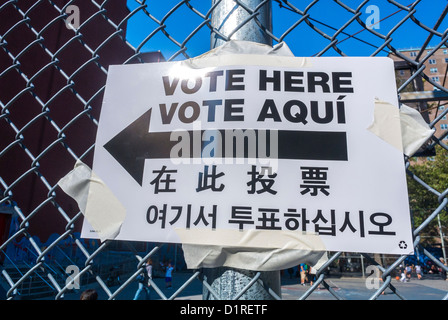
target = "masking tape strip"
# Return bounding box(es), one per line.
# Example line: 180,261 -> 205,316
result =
182,244 -> 328,272
175,228 -> 326,250
399,104 -> 435,157
176,228 -> 327,271
184,39 -> 311,69
368,99 -> 435,157
58,160 -> 126,242
184,54 -> 312,69
367,99 -> 404,153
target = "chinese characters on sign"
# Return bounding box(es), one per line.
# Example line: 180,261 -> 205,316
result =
149,165 -> 330,196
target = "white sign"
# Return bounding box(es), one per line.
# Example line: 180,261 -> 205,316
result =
82,55 -> 414,255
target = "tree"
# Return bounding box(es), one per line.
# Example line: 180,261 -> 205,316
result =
407,145 -> 448,246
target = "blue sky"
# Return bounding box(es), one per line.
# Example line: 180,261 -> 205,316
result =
125,0 -> 448,60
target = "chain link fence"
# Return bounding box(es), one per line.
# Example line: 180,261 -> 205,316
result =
0,0 -> 447,300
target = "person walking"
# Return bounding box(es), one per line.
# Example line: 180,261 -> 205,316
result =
399,265 -> 407,282
405,264 -> 412,281
165,262 -> 174,289
133,258 -> 153,300
299,263 -> 308,286
415,264 -> 423,280
309,265 -> 317,287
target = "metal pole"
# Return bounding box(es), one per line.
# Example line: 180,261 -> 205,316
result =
360,254 -> 365,278
202,0 -> 281,300
211,0 -> 272,48
437,214 -> 447,266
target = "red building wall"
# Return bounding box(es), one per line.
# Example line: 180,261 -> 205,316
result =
0,0 -> 164,243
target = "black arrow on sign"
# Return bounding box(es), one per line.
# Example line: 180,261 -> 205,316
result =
103,109 -> 348,186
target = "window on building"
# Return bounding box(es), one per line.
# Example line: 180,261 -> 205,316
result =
441,124 -> 448,130
432,76 -> 440,82
430,68 -> 438,73
429,59 -> 437,64
410,51 -> 417,57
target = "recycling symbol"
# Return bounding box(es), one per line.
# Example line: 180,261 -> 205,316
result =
398,241 -> 408,249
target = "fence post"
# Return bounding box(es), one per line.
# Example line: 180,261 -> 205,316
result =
202,0 -> 281,300
210,0 -> 272,48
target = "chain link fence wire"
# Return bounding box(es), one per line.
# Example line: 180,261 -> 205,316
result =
0,0 -> 447,300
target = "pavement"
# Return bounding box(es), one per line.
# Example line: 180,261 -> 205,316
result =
54,272 -> 448,300
281,276 -> 448,300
